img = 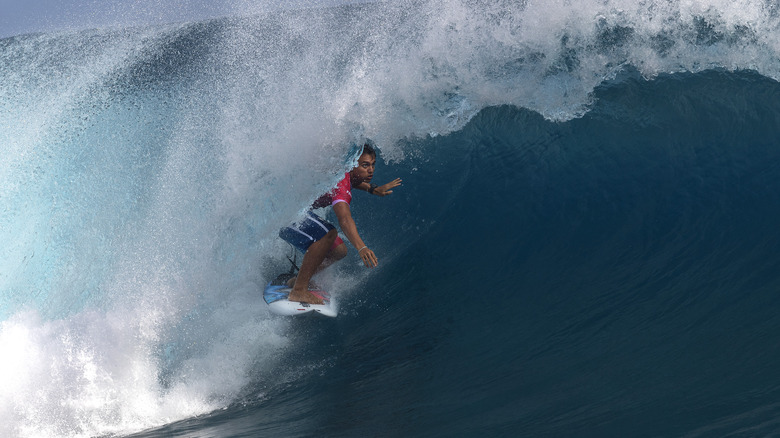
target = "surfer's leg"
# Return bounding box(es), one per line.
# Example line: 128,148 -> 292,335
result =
289,229 -> 338,304
319,242 -> 347,272
286,241 -> 347,289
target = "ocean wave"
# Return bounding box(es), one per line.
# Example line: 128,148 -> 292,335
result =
2,1 -> 780,436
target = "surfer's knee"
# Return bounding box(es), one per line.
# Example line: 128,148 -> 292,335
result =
323,228 -> 338,242
329,242 -> 347,261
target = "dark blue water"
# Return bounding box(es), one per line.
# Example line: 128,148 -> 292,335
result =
3,2 -> 780,437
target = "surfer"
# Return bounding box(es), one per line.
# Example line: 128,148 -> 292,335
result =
279,144 -> 402,304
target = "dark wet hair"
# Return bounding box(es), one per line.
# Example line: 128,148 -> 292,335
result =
361,143 -> 376,158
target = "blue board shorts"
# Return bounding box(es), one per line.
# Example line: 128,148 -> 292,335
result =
279,211 -> 343,253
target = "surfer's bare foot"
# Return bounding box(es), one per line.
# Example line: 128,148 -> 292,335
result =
288,287 -> 324,305
286,276 -> 320,290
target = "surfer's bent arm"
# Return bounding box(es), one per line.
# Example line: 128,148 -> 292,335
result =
333,201 -> 377,268
355,178 -> 402,197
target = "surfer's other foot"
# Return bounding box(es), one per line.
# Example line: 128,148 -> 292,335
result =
288,289 -> 324,305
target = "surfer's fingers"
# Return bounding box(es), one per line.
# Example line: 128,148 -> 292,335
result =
382,179 -> 402,189
362,249 -> 378,267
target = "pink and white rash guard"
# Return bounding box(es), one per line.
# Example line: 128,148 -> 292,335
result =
312,172 -> 352,209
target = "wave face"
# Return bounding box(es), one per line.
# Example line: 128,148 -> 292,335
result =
2,1 -> 780,437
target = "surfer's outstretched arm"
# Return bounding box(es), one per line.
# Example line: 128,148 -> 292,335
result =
333,202 -> 377,268
355,178 -> 402,196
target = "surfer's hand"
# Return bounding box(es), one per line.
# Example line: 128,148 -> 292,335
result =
359,247 -> 378,268
375,178 -> 402,196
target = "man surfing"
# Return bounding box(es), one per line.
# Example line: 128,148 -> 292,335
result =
279,144 -> 402,304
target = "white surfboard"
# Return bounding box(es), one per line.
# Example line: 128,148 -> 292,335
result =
263,274 -> 337,317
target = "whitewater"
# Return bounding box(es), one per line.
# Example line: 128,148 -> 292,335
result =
2,0 -> 780,436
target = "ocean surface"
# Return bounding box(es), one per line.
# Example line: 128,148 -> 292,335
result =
2,1 -> 780,437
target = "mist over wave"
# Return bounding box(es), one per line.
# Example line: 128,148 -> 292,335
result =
1,1 -> 780,436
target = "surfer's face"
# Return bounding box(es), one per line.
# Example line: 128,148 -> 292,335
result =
351,152 -> 375,182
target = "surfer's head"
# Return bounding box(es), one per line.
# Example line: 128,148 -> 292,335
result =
360,143 -> 376,158
350,143 -> 376,183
